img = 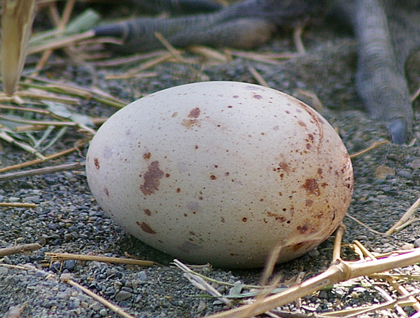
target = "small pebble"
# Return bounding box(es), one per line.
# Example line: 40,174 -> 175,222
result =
115,290 -> 132,302
64,260 -> 77,271
397,170 -> 412,179
407,159 -> 420,170
401,243 -> 414,250
308,248 -> 320,258
0,267 -> 9,275
23,196 -> 41,203
414,238 -> 420,248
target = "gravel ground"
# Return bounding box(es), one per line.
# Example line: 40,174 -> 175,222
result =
1,6 -> 420,318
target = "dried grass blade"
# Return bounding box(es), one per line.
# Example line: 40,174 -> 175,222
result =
248,66 -> 270,88
226,49 -> 287,64
1,0 -> 37,96
21,76 -> 127,108
60,274 -> 137,318
28,30 -> 95,55
28,8 -> 100,55
154,32 -> 188,63
349,140 -> 389,159
0,130 -> 45,160
0,202 -> 36,208
332,223 -> 346,263
92,50 -> 168,67
173,259 -> 232,306
46,252 -> 156,267
0,243 -> 41,257
0,140 -> 88,173
0,162 -> 84,182
0,115 -> 78,127
107,52 -> 173,79
205,249 -> 420,318
15,90 -> 80,104
345,213 -> 385,236
386,196 -> 420,235
322,297 -> 416,317
188,45 -> 228,63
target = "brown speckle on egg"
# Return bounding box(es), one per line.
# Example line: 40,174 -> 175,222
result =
302,178 -> 320,196
94,158 -> 100,169
138,221 -> 156,234
140,161 -> 164,195
188,107 -> 201,118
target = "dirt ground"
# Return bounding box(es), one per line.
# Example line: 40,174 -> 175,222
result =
1,3 -> 420,318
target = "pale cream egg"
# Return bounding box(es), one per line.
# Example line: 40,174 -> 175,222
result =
86,81 -> 353,268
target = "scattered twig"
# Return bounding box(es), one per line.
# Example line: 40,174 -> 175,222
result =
248,66 -> 270,87
345,213 -> 384,236
204,248 -> 420,318
369,272 -> 420,281
0,243 -> 41,257
31,0 -> 75,75
92,50 -> 169,67
411,85 -> 420,103
270,310 -> 332,318
259,242 -> 285,287
294,89 -> 324,112
9,90 -> 81,104
226,49 -> 292,64
293,20 -> 307,55
388,278 -> 420,313
0,130 -> 46,160
105,52 -> 173,79
60,273 -> 137,318
46,252 -> 157,267
386,196 -> 420,235
332,223 -> 346,263
28,30 -> 96,55
353,240 -> 420,316
171,262 -> 264,291
0,140 -> 87,173
349,140 -> 389,159
154,32 -> 189,64
188,45 -> 229,63
325,292 -> 419,318
154,31 -> 205,79
173,259 -> 232,306
0,263 -> 136,318
0,202 -> 37,208
241,274 -> 285,318
0,161 -> 84,181
0,114 -> 90,128
352,240 -> 374,259
21,75 -> 127,108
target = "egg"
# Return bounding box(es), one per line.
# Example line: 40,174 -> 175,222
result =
86,81 -> 353,269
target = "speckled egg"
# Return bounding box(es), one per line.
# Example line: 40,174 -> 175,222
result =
86,81 -> 353,268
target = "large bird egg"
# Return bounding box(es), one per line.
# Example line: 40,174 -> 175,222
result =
86,81 -> 353,268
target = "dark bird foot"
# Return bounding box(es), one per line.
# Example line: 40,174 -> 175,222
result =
388,118 -> 409,145
94,0 -> 419,144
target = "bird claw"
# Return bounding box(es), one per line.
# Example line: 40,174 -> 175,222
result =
388,118 -> 409,145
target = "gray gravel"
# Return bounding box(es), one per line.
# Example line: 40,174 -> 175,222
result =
1,12 -> 420,318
